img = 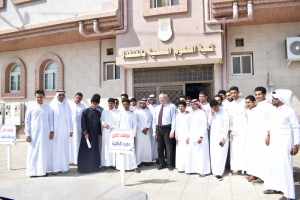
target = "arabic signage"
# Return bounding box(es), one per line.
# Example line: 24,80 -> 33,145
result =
121,44 -> 214,59
109,129 -> 134,154
0,125 -> 16,145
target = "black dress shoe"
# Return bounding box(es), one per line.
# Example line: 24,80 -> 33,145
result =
168,167 -> 174,171
158,165 -> 166,170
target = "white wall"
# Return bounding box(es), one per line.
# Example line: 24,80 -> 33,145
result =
227,22 -> 300,114
0,0 -> 118,30
0,39 -> 125,110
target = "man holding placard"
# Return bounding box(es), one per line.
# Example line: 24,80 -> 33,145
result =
25,90 -> 53,178
115,99 -> 140,173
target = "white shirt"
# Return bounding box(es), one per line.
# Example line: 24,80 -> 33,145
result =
152,103 -> 176,134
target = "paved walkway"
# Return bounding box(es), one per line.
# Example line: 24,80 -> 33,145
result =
0,140 -> 300,200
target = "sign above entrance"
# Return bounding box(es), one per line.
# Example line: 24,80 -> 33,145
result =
121,44 -> 214,59
158,18 -> 173,42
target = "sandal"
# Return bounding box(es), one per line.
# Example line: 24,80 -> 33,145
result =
147,162 -> 154,166
133,168 -> 140,173
199,174 -> 205,177
52,172 -> 58,175
62,171 -> 68,174
263,190 -> 282,194
138,164 -> 143,168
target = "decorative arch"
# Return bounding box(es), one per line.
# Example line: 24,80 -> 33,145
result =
35,53 -> 64,98
1,57 -> 26,99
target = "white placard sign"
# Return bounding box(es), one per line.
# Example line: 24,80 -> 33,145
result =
0,125 -> 16,145
109,129 -> 134,154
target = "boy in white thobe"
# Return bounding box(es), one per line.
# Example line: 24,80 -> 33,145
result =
250,87 -> 273,184
135,99 -> 152,166
208,99 -> 229,181
147,94 -> 159,162
263,89 -> 300,200
25,90 -> 54,177
175,101 -> 191,172
100,98 -> 119,171
116,99 -> 140,173
185,99 -> 210,176
244,95 -> 261,182
228,86 -> 247,176
48,91 -> 73,175
69,92 -> 86,165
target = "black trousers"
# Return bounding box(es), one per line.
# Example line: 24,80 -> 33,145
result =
156,125 -> 176,167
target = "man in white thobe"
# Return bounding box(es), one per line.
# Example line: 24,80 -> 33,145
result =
48,90 -> 73,175
116,99 -> 140,173
208,99 -> 229,181
248,87 -> 273,184
100,98 -> 119,171
228,86 -> 247,176
175,101 -> 191,172
185,99 -> 210,176
25,90 -> 54,177
186,96 -> 193,113
135,99 -> 152,166
119,93 -> 135,112
199,91 -> 211,114
147,94 -> 159,163
263,89 -> 300,200
69,92 -> 86,165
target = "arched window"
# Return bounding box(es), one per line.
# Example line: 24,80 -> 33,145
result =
44,61 -> 58,91
10,65 -> 21,92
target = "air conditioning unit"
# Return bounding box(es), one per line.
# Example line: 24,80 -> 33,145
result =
285,37 -> 300,67
4,103 -> 25,126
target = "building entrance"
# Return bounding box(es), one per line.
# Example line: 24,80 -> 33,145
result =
133,65 -> 214,104
185,83 -> 213,101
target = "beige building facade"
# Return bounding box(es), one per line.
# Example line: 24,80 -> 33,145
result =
0,0 -> 299,137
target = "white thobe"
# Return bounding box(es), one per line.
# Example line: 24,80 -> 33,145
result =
135,108 -> 152,164
208,107 -> 229,176
25,103 -> 53,176
118,105 -> 135,112
264,105 -> 300,199
228,98 -> 247,171
48,102 -> 73,173
246,101 -> 272,179
116,111 -> 138,170
69,102 -> 86,164
185,109 -> 210,175
186,106 -> 193,113
100,108 -> 119,166
175,112 -> 191,171
148,104 -> 158,160
201,101 -> 211,114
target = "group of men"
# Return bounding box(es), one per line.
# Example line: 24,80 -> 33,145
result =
25,86 -> 299,200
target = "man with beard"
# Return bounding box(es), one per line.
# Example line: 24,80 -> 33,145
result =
147,94 -> 159,164
135,99 -> 153,167
263,89 -> 299,200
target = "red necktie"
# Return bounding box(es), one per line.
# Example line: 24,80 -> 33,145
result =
158,105 -> 164,126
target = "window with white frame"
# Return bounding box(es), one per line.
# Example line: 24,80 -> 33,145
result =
44,61 -> 58,91
105,63 -> 120,81
151,0 -> 179,8
10,65 -> 21,92
231,54 -> 253,75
